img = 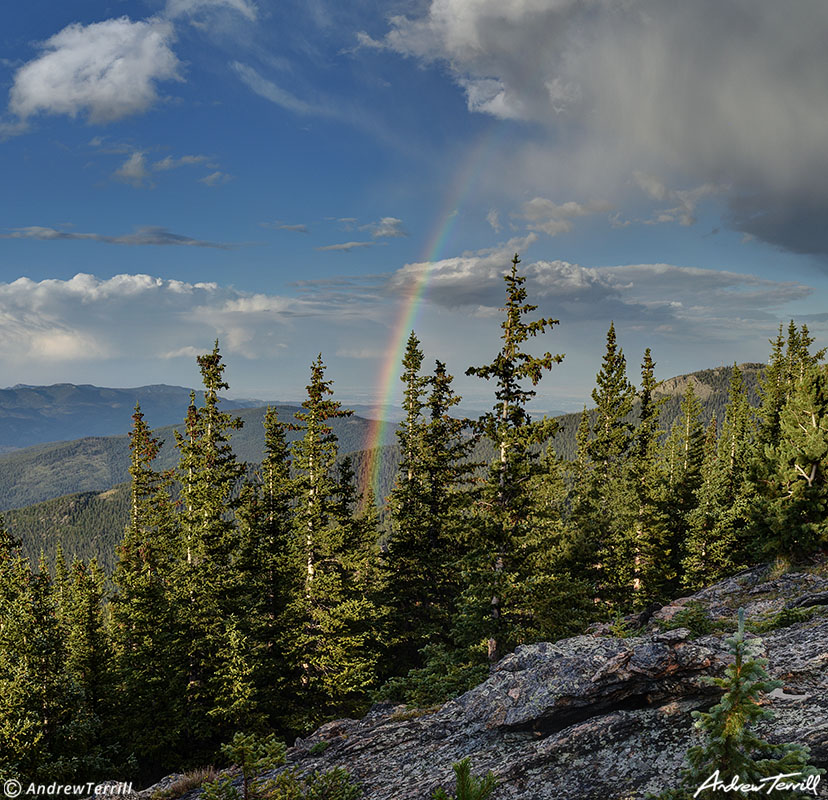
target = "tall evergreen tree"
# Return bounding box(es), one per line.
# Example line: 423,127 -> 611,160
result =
684,366 -> 755,587
757,322 -> 825,444
464,253 -> 564,662
173,342 -> 247,754
234,406 -> 295,728
757,364 -> 828,559
111,404 -> 184,772
285,356 -> 380,728
385,340 -> 477,674
585,325 -> 638,606
0,552 -> 100,782
615,349 -> 673,606
662,382 -> 705,586
588,322 -> 635,470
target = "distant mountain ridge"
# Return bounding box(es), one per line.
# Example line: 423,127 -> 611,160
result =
0,382 -> 268,452
0,404 -> 396,511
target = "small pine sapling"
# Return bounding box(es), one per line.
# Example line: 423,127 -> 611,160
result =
203,732 -> 287,800
653,608 -> 822,799
432,758 -> 497,800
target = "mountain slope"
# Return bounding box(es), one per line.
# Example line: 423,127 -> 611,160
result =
0,405 -> 393,511
0,383 -> 266,452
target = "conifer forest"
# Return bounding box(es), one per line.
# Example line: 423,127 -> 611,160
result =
1,254 -> 827,787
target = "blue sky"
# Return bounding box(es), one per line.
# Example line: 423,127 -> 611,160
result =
2,0 -> 828,414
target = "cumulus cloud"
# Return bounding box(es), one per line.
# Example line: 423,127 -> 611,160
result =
386,244 -> 812,345
1,225 -> 233,249
114,152 -> 151,186
373,0 -> 828,255
516,198 -> 611,236
360,217 -> 407,239
0,273 -> 348,367
9,17 -> 181,123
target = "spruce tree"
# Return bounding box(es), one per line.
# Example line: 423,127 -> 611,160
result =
586,326 -> 637,606
111,404 -> 185,772
235,406 -> 295,728
617,349 -> 673,606
385,337 -> 477,674
464,253 -> 564,662
684,366 -> 755,587
662,382 -> 705,586
0,553 -> 100,782
173,342 -> 247,754
588,322 -> 635,470
62,558 -> 112,747
285,356 -> 380,728
759,364 -> 828,559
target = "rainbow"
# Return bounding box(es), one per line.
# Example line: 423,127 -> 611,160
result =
360,128 -> 499,501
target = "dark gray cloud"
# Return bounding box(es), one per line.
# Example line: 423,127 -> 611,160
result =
374,0 -> 828,257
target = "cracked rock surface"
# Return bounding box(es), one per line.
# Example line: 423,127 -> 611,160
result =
283,564 -> 828,799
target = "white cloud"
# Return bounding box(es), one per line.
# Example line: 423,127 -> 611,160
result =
360,217 -> 407,239
160,345 -> 202,359
386,245 -> 812,344
486,209 -> 500,232
263,222 -> 310,234
0,273 -> 346,367
9,17 -> 181,123
631,174 -> 722,227
114,151 -> 151,186
316,241 -> 375,252
515,197 -> 611,236
231,62 -> 324,116
165,0 -> 258,22
153,154 -> 212,170
200,170 -> 233,186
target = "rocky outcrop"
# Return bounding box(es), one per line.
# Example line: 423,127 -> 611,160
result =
281,563 -> 828,799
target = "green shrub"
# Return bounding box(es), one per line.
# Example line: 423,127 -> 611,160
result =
202,776 -> 240,800
748,605 -> 819,633
658,601 -> 713,637
257,767 -> 361,799
374,644 -> 488,707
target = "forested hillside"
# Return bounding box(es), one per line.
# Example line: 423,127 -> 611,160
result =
5,486 -> 130,573
0,405 -> 390,510
1,258 -> 827,790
